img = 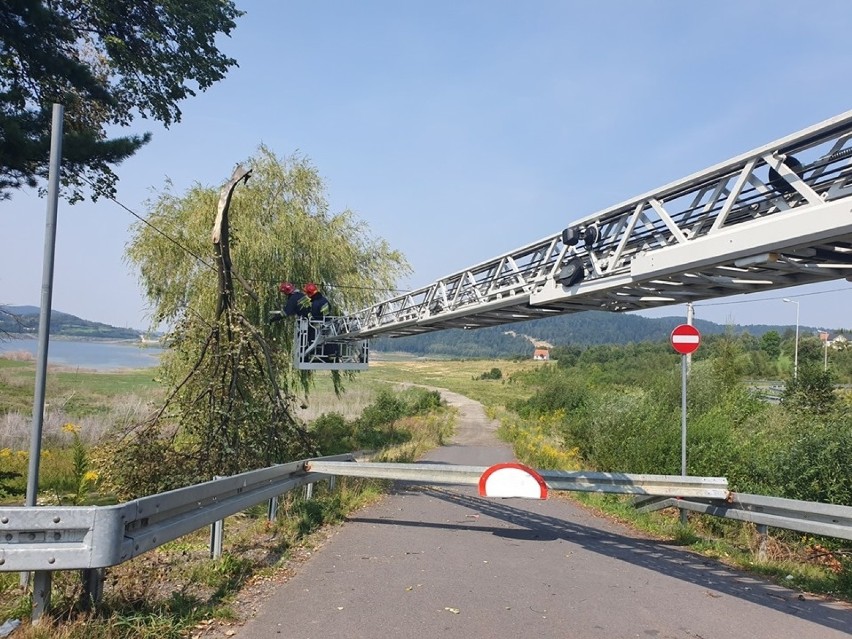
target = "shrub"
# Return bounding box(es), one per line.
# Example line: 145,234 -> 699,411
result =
311,387 -> 446,456
358,390 -> 406,429
767,416 -> 852,504
511,372 -> 590,418
782,364 -> 838,415
311,412 -> 355,455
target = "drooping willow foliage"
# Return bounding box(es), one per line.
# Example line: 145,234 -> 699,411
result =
99,148 -> 409,497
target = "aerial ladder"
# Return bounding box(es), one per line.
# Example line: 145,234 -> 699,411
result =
295,110 -> 852,370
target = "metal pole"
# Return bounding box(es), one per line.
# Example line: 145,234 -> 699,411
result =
25,103 -> 64,509
680,354 -> 688,525
685,303 -> 694,374
267,496 -> 279,521
210,519 -> 224,559
756,524 -> 769,562
210,475 -> 224,558
681,355 -> 687,477
31,571 -> 53,622
679,304 -> 695,525
782,298 -> 800,379
793,303 -> 799,379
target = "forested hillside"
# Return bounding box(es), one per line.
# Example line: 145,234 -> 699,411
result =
0,306 -> 139,340
372,310 -> 809,358
1,304 -> 831,356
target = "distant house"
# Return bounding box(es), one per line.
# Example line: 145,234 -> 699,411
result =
533,348 -> 550,361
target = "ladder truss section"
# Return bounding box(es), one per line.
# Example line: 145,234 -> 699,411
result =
294,316 -> 368,371
342,110 -> 852,339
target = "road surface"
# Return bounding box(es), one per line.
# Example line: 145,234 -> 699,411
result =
238,389 -> 852,638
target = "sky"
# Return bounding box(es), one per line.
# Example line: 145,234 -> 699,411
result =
3,1 -> 852,332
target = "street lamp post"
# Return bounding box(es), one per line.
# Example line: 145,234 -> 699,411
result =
783,298 -> 800,379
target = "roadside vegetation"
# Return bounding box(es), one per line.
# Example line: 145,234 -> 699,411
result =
2,327 -> 851,634
0,359 -> 453,637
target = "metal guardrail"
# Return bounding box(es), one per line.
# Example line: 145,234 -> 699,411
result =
1,458 -> 726,576
307,460 -> 730,499
0,453 -> 354,574
634,492 -> 852,541
4,456 -> 851,619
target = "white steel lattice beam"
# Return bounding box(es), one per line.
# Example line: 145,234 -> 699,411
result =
328,110 -> 852,339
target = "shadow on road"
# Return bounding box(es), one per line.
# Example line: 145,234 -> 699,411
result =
350,486 -> 852,635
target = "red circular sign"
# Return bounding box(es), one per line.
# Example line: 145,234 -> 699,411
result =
671,324 -> 701,354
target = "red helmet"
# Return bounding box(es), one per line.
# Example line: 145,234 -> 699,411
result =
303,282 -> 318,297
279,281 -> 295,295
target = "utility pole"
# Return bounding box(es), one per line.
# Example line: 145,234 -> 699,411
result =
23,104 -> 63,604
27,104 -> 64,508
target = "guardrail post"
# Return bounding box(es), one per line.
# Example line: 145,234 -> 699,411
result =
304,482 -> 314,500
209,475 -> 224,559
756,524 -> 769,561
80,568 -> 104,608
31,571 -> 52,622
267,496 -> 279,521
328,476 -> 336,492
210,518 -> 224,559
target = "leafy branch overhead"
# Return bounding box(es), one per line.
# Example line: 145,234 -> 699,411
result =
0,0 -> 242,201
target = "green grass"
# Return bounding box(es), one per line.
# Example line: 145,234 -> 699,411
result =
363,359 -> 540,408
4,353 -> 850,635
0,357 -> 160,417
0,372 -> 455,637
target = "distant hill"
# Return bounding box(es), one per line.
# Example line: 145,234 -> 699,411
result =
371,310 -> 815,358
0,305 -> 139,340
0,304 -> 819,355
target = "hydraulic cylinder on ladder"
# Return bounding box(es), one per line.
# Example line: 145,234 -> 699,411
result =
295,110 -> 852,369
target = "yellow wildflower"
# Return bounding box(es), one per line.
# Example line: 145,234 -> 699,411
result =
83,470 -> 99,483
62,423 -> 80,434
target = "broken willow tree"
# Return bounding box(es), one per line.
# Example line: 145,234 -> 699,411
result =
101,148 -> 408,498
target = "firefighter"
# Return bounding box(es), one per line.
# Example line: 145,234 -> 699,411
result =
268,281 -> 311,322
303,282 -> 330,318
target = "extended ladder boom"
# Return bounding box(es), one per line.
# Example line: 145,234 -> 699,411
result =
334,110 -> 852,340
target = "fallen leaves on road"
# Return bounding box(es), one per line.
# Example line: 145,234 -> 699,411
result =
444,607 -> 460,614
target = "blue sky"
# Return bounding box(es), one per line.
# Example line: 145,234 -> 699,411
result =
3,1 -> 852,331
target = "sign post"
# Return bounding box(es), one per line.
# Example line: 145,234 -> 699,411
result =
671,324 -> 700,524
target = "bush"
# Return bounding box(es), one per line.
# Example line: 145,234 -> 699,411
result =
312,388 -> 446,455
359,390 -> 406,429
782,364 -> 838,415
311,412 -> 356,455
511,371 -> 590,418
766,417 -> 852,504
407,389 -> 443,413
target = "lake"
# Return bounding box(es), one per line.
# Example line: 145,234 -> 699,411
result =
0,338 -> 163,371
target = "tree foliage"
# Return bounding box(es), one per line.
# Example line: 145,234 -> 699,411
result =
759,330 -> 781,360
782,363 -> 838,415
105,148 -> 409,496
0,0 -> 242,201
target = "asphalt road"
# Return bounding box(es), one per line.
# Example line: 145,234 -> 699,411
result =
238,389 -> 852,639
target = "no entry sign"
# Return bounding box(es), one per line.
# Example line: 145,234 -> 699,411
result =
671,324 -> 701,355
